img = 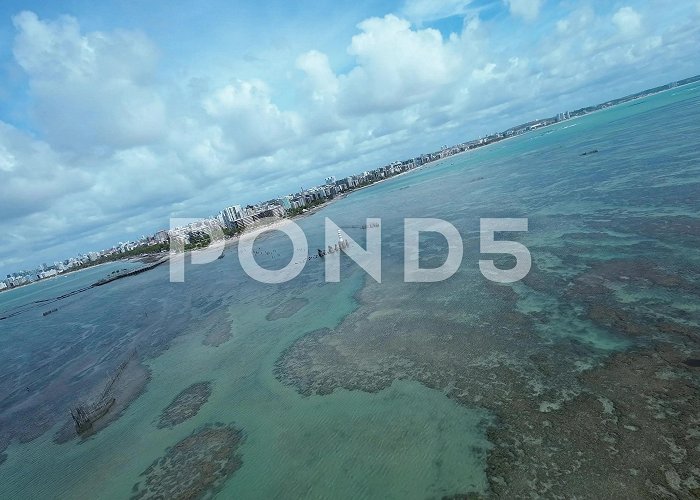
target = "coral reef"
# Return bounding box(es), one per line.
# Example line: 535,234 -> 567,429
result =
275,252 -> 700,497
157,382 -> 213,429
131,423 -> 244,500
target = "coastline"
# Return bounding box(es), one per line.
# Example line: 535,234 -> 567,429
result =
2,84 -> 699,498
1,94 -> 642,296
221,195 -> 346,250
0,259 -> 135,297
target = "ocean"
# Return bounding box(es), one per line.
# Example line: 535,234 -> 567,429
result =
0,83 -> 698,498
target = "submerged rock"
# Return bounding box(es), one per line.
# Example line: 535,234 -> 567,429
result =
131,422 -> 244,500
274,252 -> 700,498
53,355 -> 151,444
157,381 -> 213,429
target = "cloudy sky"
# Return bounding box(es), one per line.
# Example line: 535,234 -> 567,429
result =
1,0 -> 699,275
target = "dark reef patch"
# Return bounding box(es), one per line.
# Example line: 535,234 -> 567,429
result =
275,251 -> 700,497
1,288 -> 196,455
266,297 -> 309,321
131,422 -> 244,500
486,343 -> 700,498
157,382 -> 213,429
558,257 -> 700,342
566,258 -> 697,297
53,355 -> 151,445
199,307 -> 233,347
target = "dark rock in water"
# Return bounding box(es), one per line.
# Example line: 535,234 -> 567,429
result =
586,303 -> 648,336
157,381 -> 213,429
131,422 -> 244,500
273,259 -> 700,498
683,358 -> 700,367
53,355 -> 151,444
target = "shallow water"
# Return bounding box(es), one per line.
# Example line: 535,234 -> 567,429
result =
1,84 -> 699,498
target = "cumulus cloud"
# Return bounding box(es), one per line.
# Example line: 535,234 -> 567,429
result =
12,11 -> 166,152
0,122 -> 90,221
2,2 -> 700,273
612,6 -> 642,36
203,79 -> 301,160
338,15 -> 461,114
296,50 -> 339,105
295,50 -> 345,134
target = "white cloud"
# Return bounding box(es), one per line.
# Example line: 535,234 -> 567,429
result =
296,50 -> 339,104
203,79 -> 302,160
504,0 -> 544,22
0,122 -> 91,221
295,50 -> 345,134
12,11 -> 166,152
2,3 -> 700,274
339,15 -> 461,114
612,6 -> 642,36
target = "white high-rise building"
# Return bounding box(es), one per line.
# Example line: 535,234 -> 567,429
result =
219,205 -> 244,227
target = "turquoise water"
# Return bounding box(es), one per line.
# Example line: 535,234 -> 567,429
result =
0,84 -> 699,498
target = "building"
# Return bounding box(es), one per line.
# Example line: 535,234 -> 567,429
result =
219,205 -> 244,228
37,269 -> 58,280
278,196 -> 293,210
153,230 -> 169,244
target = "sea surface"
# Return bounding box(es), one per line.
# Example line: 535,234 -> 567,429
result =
0,84 -> 699,498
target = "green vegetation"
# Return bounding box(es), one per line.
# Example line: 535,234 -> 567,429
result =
184,231 -> 212,251
92,242 -> 169,263
109,243 -> 169,259
286,198 -> 327,217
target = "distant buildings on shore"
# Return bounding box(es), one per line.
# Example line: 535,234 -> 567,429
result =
4,74 -> 699,291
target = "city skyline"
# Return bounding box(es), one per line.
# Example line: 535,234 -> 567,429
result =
2,0 -> 700,276
3,71 -> 698,285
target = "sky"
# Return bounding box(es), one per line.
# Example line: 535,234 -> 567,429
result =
1,0 -> 699,275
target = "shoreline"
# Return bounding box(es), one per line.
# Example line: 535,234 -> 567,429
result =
221,195 -> 346,250
0,106 -> 617,294
0,259 -> 135,297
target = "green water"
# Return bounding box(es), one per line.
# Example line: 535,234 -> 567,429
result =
1,83 -> 699,498
1,269 -> 491,499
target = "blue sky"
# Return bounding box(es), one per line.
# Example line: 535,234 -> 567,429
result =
1,0 -> 699,275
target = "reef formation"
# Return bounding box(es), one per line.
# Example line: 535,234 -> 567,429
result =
275,244 -> 700,497
157,382 -> 213,429
131,423 -> 244,500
